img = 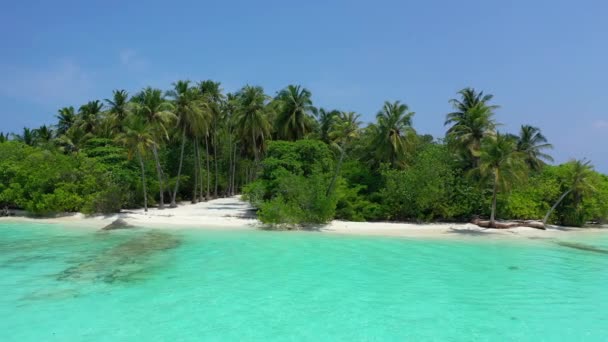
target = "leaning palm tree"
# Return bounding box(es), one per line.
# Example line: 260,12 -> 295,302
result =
542,159 -> 596,225
274,85 -> 316,141
369,101 -> 416,168
445,88 -> 499,168
326,111 -> 361,196
55,106 -> 76,136
516,125 -> 553,171
105,89 -> 131,134
132,87 -> 176,209
476,133 -> 527,227
115,115 -> 157,212
166,80 -> 208,207
235,85 -> 271,164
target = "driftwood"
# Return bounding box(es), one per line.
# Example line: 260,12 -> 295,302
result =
472,219 -> 546,230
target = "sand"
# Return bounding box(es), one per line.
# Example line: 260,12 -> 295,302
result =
1,196 -> 606,239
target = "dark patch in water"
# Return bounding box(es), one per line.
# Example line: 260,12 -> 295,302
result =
20,289 -> 80,302
56,231 -> 180,284
510,317 -> 518,321
555,241 -> 608,255
508,266 -> 519,270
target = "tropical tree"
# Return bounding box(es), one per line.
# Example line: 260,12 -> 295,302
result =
115,115 -> 157,212
275,85 -> 316,141
166,80 -> 207,207
368,101 -> 416,168
132,87 -> 176,209
235,85 -> 271,165
199,80 -> 225,198
542,159 -> 596,225
476,133 -> 527,227
0,132 -> 8,143
34,125 -> 53,144
77,100 -> 104,134
56,106 -> 76,136
445,88 -> 499,168
316,108 -> 339,143
326,111 -> 361,195
12,127 -> 35,146
515,125 -> 553,171
105,90 -> 131,134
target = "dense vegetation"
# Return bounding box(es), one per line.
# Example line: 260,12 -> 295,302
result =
1,83 -> 606,227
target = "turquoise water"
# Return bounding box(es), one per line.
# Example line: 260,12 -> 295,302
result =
1,222 -> 608,341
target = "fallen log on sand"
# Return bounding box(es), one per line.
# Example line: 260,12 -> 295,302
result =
472,219 -> 546,230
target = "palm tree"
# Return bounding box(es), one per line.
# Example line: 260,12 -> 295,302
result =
326,111 -> 361,196
223,93 -> 239,196
235,85 -> 271,164
34,125 -> 53,144
476,133 -> 527,227
0,132 -> 8,143
199,80 -> 225,198
316,108 -> 339,143
12,127 -> 35,146
132,87 -> 176,209
115,115 -> 156,212
275,85 -> 316,141
445,88 -> 499,168
369,101 -> 416,168
542,159 -> 596,225
515,125 -> 553,171
166,80 -> 207,207
56,107 -> 76,136
77,100 -> 104,134
105,90 -> 131,134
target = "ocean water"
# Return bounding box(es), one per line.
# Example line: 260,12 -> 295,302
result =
1,222 -> 607,341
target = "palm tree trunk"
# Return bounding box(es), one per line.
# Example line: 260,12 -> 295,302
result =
232,143 -> 237,195
205,134 -> 211,200
192,139 -> 199,203
197,138 -> 204,202
151,144 -> 165,209
214,133 -> 219,197
137,152 -> 148,213
543,189 -> 572,225
326,148 -> 345,197
227,133 -> 233,196
171,127 -> 187,207
489,173 -> 498,227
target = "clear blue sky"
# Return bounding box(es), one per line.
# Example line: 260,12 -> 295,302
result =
1,0 -> 606,172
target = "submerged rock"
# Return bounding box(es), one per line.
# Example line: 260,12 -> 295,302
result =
57,231 -> 181,283
102,218 -> 134,231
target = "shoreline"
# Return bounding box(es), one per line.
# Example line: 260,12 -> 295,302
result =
1,196 -> 606,240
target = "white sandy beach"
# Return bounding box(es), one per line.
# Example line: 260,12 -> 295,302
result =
1,196 -> 606,239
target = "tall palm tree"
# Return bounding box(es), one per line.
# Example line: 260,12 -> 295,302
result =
105,90 -> 131,134
542,159 -> 596,225
275,85 -> 316,141
445,88 -> 499,168
235,85 -> 271,164
223,93 -> 239,196
132,87 -> 176,209
166,80 -> 207,207
476,133 -> 527,227
55,106 -> 76,136
316,108 -> 340,143
326,111 -> 361,196
199,80 -> 225,198
77,100 -> 104,134
515,125 -> 553,171
115,115 -> 157,212
369,101 -> 416,168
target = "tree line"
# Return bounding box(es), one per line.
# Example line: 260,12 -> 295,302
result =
0,83 -> 606,226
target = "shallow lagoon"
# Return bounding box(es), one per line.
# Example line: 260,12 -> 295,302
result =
1,222 -> 607,341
